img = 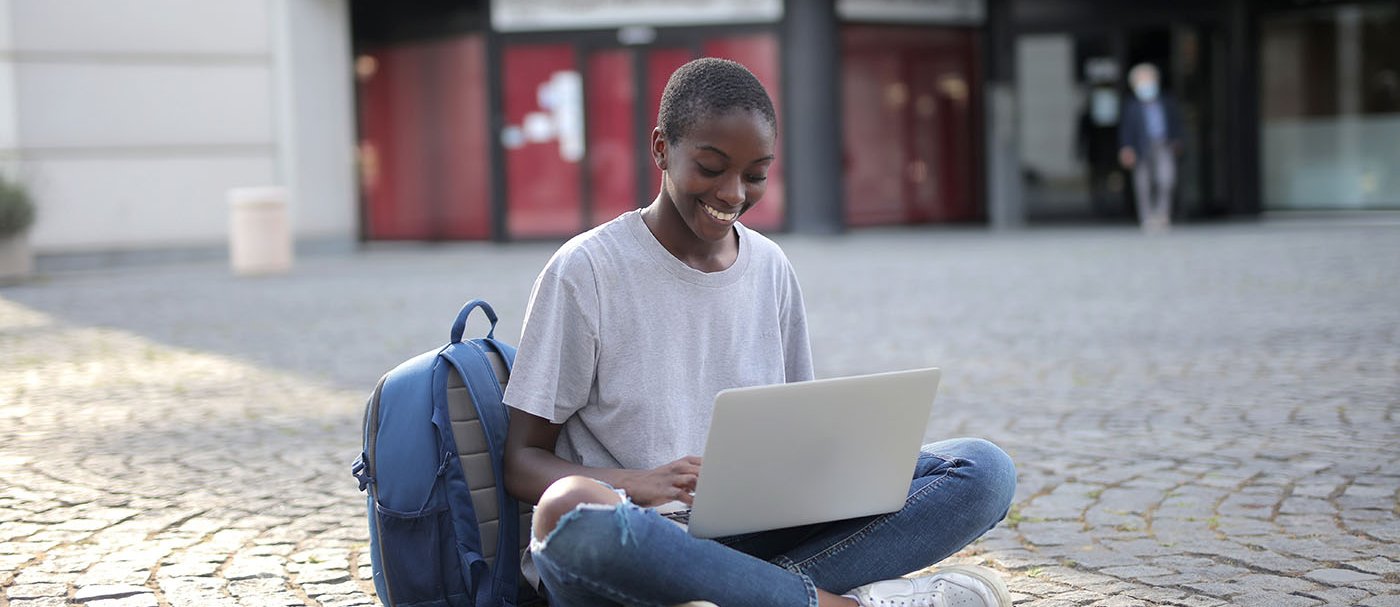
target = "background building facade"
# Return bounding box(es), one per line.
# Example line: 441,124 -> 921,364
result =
0,0 -> 1394,260
0,0 -> 357,261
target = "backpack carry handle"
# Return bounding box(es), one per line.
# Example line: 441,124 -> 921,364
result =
451,299 -> 498,343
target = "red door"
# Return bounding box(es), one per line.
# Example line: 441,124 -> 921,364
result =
842,26 -> 982,225
585,49 -> 641,227
502,44 -> 583,239
358,35 -> 492,240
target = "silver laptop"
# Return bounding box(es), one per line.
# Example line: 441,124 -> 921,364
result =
673,367 -> 940,539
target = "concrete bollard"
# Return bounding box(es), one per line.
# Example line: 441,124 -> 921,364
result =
228,186 -> 292,276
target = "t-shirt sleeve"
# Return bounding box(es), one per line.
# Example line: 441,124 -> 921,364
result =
779,257 -> 815,383
503,251 -> 600,424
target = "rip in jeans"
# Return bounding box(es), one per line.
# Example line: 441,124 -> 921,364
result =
531,494 -> 637,554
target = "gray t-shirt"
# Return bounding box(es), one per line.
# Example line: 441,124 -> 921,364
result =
503,209 -> 814,470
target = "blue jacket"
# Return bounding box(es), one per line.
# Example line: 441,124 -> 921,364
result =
1118,94 -> 1184,157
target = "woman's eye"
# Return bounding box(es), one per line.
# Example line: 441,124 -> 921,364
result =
697,165 -> 722,177
746,174 -> 768,183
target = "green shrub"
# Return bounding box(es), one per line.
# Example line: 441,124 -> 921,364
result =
0,174 -> 34,238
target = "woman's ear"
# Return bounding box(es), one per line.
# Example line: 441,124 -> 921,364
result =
651,128 -> 668,170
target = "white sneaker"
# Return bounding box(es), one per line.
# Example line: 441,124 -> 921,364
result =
846,565 -> 1012,607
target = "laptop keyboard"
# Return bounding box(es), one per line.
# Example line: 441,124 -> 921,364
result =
661,509 -> 692,524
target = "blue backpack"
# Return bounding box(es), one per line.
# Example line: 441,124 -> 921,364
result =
352,300 -> 539,607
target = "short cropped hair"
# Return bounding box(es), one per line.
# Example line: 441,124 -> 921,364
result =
657,58 -> 777,144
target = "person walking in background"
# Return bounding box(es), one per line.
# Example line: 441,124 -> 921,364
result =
1118,63 -> 1184,232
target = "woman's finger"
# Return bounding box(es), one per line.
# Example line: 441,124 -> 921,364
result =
673,487 -> 695,506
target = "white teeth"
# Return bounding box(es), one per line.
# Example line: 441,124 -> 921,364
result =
701,203 -> 738,222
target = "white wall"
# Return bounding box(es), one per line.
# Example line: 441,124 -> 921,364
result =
0,0 -> 355,255
272,0 -> 356,241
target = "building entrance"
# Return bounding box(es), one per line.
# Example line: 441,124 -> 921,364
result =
1014,23 -> 1228,222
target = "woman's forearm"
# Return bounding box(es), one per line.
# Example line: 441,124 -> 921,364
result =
504,445 -> 635,505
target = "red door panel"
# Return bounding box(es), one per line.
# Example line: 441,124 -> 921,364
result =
586,49 -> 639,227
935,54 -> 981,221
360,44 -> 429,239
358,36 -> 491,240
842,50 -> 907,226
907,53 -> 944,222
503,44 -> 583,239
841,26 -> 983,225
704,34 -> 785,231
439,36 -> 492,239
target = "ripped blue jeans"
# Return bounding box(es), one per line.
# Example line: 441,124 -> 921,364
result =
530,438 -> 1016,607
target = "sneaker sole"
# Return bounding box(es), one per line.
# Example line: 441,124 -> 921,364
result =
933,565 -> 1014,606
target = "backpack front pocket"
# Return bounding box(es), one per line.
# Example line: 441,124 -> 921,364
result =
374,501 -> 471,607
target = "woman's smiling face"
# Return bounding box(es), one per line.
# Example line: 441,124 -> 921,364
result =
655,109 -> 776,243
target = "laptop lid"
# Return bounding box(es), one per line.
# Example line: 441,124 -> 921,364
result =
686,368 -> 941,539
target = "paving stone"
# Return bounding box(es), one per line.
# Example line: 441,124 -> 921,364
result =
84,595 -> 159,607
157,575 -> 231,606
1181,582 -> 1239,598
315,593 -> 379,607
1304,586 -> 1373,605
1123,587 -> 1188,602
1354,581 -> 1400,595
8,598 -> 71,607
1305,568 -> 1380,585
1349,558 -> 1400,576
1279,498 -> 1336,515
223,555 -> 284,581
1234,550 -> 1317,575
1171,596 -> 1228,607
1099,565 -> 1174,578
1086,593 -> 1149,606
156,561 -> 220,578
1062,549 -> 1145,569
1230,592 -> 1323,607
73,584 -> 154,602
4,582 -> 66,599
302,580 -> 361,597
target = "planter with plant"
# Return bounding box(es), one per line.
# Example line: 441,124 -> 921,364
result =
0,174 -> 35,282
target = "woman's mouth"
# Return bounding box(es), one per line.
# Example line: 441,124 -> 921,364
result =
700,202 -> 739,222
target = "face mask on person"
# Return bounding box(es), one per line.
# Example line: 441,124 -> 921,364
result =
1133,81 -> 1159,101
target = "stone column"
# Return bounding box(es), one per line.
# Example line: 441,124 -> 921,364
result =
782,0 -> 845,234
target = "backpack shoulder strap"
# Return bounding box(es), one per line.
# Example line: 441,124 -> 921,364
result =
430,351 -> 493,602
440,341 -> 521,606
442,299 -> 525,606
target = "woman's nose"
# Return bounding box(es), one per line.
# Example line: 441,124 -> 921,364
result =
715,174 -> 744,206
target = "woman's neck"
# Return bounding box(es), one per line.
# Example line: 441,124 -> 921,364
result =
641,196 -> 739,273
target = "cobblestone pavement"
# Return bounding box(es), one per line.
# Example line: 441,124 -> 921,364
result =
2,220 -> 1397,607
